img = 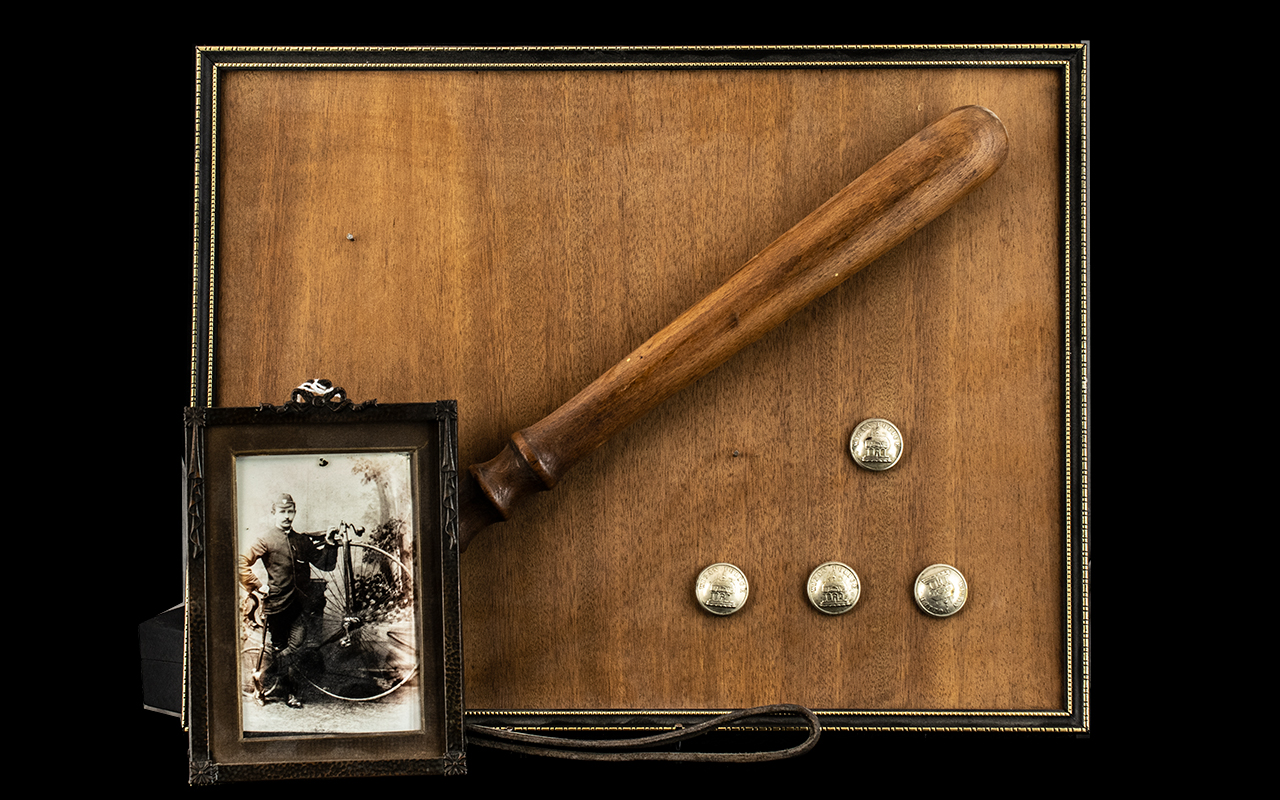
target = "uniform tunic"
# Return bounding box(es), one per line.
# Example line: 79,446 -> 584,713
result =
239,527 -> 338,616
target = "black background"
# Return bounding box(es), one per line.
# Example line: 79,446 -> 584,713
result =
114,34 -> 1103,791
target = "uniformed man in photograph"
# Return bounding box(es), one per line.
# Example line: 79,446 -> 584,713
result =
238,493 -> 339,708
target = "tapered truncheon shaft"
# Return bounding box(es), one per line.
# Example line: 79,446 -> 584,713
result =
459,105 -> 1009,551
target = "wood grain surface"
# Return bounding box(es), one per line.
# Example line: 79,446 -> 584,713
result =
214,67 -> 1064,713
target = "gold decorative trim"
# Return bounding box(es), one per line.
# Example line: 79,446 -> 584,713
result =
198,43 -> 1085,53
206,64 -> 219,408
190,49 -> 202,408
1079,39 -> 1090,733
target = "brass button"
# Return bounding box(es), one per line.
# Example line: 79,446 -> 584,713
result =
913,564 -> 968,617
806,562 -> 861,615
849,418 -> 904,471
695,563 -> 749,616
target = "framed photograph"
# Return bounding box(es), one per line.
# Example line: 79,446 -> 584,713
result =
184,390 -> 464,781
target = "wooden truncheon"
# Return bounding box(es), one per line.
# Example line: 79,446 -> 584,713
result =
460,105 -> 1010,548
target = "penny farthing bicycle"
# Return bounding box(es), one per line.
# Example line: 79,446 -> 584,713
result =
301,522 -> 417,700
244,522 -> 417,703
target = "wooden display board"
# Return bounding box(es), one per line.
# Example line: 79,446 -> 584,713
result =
191,44 -> 1088,740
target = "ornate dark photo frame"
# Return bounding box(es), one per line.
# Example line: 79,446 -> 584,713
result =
184,392 -> 464,781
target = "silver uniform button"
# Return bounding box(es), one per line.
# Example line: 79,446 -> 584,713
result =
849,418 -> 904,471
806,562 -> 861,615
914,564 -> 968,617
695,563 -> 749,616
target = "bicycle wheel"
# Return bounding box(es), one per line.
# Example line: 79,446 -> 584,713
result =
297,541 -> 418,701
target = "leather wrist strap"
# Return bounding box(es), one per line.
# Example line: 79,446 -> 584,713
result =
464,703 -> 820,763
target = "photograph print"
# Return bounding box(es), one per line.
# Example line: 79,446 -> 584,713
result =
235,450 -> 421,737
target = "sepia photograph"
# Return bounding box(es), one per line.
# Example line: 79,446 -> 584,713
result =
235,451 -> 421,737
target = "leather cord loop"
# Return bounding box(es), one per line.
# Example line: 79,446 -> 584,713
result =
464,704 -> 820,763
